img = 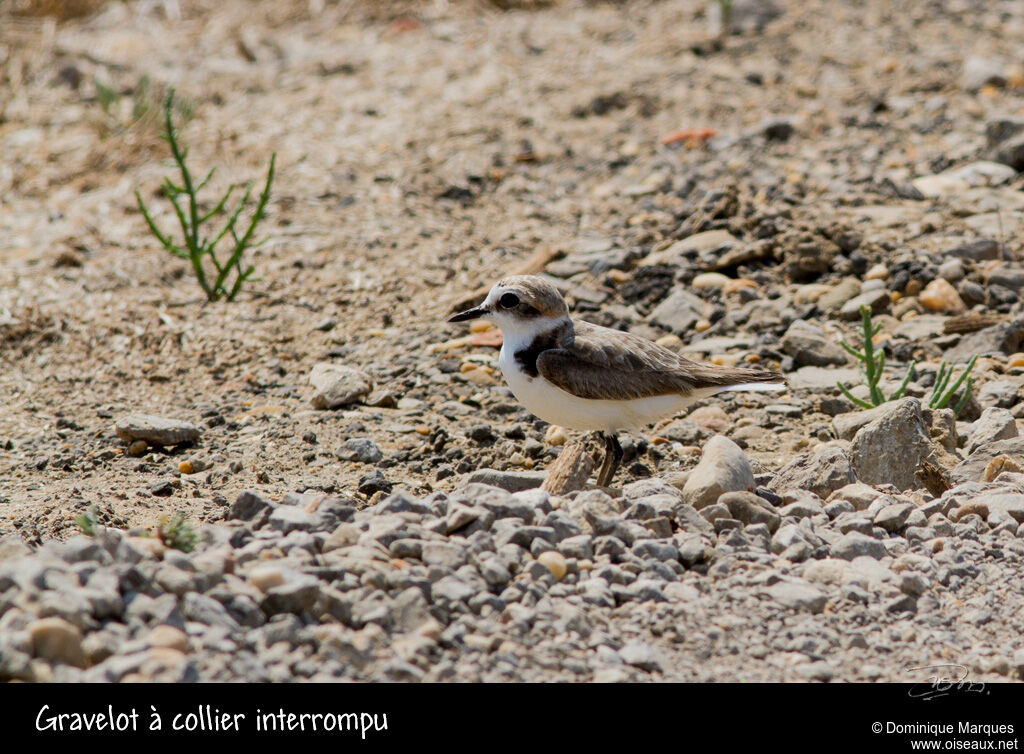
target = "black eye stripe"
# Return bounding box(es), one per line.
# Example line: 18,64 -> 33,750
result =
499,292 -> 520,309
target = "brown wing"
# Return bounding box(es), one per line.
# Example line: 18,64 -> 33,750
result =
535,320 -> 783,401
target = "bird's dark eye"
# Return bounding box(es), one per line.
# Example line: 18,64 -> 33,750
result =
498,292 -> 520,309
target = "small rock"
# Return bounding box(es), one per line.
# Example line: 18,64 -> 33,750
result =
309,362 -> 373,409
719,491 -> 781,533
545,426 -> 568,446
966,407 -> 1018,455
831,532 -> 887,560
28,617 -> 86,667
618,641 -> 663,672
764,580 -> 827,613
648,289 -> 709,335
357,470 -> 392,497
962,56 -> 1007,92
337,438 -> 383,464
769,445 -> 856,499
919,278 -> 966,313
465,469 -> 545,492
781,319 -> 847,367
147,625 -> 189,653
537,551 -> 567,580
681,436 -> 754,509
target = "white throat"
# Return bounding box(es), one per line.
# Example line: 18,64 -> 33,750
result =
496,315 -> 571,355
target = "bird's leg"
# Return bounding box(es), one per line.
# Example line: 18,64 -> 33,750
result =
596,432 -> 623,488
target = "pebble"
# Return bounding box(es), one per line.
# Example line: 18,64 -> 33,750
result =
28,617 -> 87,668
545,426 -> 568,446
681,436 -> 755,509
536,551 -> 567,580
147,625 -> 189,653
919,278 -> 966,313
831,532 -> 888,560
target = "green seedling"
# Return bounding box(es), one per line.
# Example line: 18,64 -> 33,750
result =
135,88 -> 275,302
836,305 -> 976,415
75,505 -> 101,536
155,512 -> 198,553
928,354 -> 977,414
837,305 -> 915,409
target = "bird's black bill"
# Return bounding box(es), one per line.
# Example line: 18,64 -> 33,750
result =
448,306 -> 487,323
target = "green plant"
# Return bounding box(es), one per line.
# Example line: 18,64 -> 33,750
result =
75,505 -> 101,536
837,305 -> 976,415
155,512 -> 198,553
928,354 -> 977,414
135,88 -> 275,302
837,305 -> 915,409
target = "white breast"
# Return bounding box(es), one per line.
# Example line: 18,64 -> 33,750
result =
497,341 -> 703,432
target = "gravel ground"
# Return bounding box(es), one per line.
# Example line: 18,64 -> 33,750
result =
3,0 -> 1024,682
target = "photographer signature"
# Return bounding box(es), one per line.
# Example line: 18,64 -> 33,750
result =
905,664 -> 987,700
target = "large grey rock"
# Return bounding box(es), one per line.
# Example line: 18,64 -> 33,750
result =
849,398 -> 937,491
966,407 -> 1018,455
781,319 -> 847,367
950,437 -> 1024,484
769,445 -> 856,498
681,436 -> 754,509
309,363 -> 373,409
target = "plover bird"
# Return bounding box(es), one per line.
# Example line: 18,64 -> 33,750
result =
449,275 -> 786,487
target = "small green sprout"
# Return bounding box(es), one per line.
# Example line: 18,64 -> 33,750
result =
135,88 -> 276,302
837,305 -> 915,409
155,512 -> 198,553
836,305 -> 976,415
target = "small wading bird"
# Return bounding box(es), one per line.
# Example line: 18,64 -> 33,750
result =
449,275 -> 786,487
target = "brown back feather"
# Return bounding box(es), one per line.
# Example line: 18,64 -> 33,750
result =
536,320 -> 783,401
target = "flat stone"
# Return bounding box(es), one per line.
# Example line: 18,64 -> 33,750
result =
114,414 -> 201,446
972,493 -> 1024,523
648,289 -> 709,336
464,469 -> 546,493
840,289 -> 889,320
764,580 -> 827,613
912,161 -> 1016,198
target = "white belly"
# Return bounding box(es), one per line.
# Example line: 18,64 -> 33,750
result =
498,346 -> 702,432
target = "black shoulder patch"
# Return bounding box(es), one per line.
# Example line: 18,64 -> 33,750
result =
514,328 -> 563,378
